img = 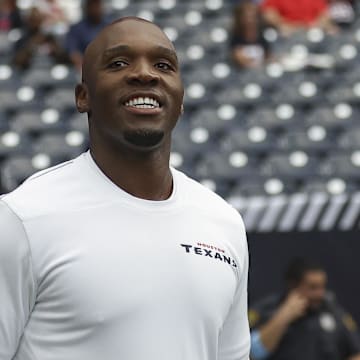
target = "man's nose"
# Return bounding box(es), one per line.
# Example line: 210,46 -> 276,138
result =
126,60 -> 160,85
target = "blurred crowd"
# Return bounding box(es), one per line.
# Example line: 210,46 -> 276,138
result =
230,0 -> 357,69
1,0 -> 358,73
0,0 -> 109,71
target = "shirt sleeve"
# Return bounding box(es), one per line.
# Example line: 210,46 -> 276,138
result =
0,200 -> 36,359
218,230 -> 250,360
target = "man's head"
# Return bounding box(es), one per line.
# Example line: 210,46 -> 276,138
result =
285,258 -> 327,310
234,1 -> 260,30
75,17 -> 184,153
84,0 -> 103,24
26,7 -> 44,32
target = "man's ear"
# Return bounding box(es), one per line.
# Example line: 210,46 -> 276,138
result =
75,83 -> 90,113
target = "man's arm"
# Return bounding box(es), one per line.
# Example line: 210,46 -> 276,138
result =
313,10 -> 339,34
218,229 -> 250,360
258,291 -> 307,352
261,8 -> 298,36
250,291 -> 308,359
0,200 -> 36,359
232,47 -> 258,68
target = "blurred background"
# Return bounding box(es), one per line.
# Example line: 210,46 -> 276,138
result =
0,0 -> 359,348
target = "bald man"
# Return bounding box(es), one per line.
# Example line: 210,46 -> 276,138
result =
0,17 -> 250,360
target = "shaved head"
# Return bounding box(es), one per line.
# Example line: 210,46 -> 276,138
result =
82,17 -> 175,82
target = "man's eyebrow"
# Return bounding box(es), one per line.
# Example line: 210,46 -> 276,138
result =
155,46 -> 178,63
102,44 -> 131,60
102,44 -> 178,63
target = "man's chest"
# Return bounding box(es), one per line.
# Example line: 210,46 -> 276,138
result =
27,208 -> 239,332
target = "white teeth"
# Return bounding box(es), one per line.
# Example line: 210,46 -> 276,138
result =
125,96 -> 160,108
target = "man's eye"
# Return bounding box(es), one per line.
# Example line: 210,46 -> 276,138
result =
109,60 -> 128,68
156,62 -> 172,71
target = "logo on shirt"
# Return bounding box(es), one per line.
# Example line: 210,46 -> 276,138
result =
180,243 -> 237,268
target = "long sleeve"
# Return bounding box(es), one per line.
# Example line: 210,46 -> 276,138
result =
0,200 -> 36,359
218,235 -> 250,360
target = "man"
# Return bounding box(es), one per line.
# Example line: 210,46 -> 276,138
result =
260,0 -> 339,36
65,0 -> 108,71
12,7 -> 68,70
249,258 -> 360,360
0,17 -> 250,360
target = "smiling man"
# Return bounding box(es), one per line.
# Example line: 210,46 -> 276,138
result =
0,17 -> 250,360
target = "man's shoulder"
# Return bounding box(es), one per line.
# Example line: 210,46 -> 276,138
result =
2,154 -> 85,221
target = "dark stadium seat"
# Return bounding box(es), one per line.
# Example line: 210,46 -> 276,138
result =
220,125 -> 277,154
306,104 -> 357,130
10,108 -> 65,135
0,155 -> 36,192
277,127 -> 335,154
44,87 -> 77,111
320,152 -> 360,179
31,132 -> 87,163
194,150 -> 258,182
337,126 -> 360,150
260,152 -> 320,179
0,131 -> 31,158
246,105 -> 300,130
172,121 -> 214,161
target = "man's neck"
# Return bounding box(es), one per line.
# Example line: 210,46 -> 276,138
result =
89,143 -> 173,201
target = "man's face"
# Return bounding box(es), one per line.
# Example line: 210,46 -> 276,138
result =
77,19 -> 184,151
296,270 -> 327,310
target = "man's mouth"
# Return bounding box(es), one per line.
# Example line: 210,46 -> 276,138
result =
124,96 -> 161,109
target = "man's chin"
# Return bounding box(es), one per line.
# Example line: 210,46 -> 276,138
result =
123,129 -> 165,149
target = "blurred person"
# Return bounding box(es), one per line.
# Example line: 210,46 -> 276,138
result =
0,17 -> 250,360
249,257 -> 360,360
230,1 -> 271,68
34,0 -> 69,35
0,0 -> 22,31
260,0 -> 339,36
65,0 -> 108,71
12,7 -> 68,70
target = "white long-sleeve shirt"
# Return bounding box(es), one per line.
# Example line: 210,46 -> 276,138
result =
0,151 -> 250,360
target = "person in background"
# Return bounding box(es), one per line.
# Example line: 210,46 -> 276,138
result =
249,257 -> 360,360
0,0 -> 22,32
260,0 -> 339,36
230,1 -> 271,69
34,0 -> 69,35
65,0 -> 108,71
12,7 -> 68,70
